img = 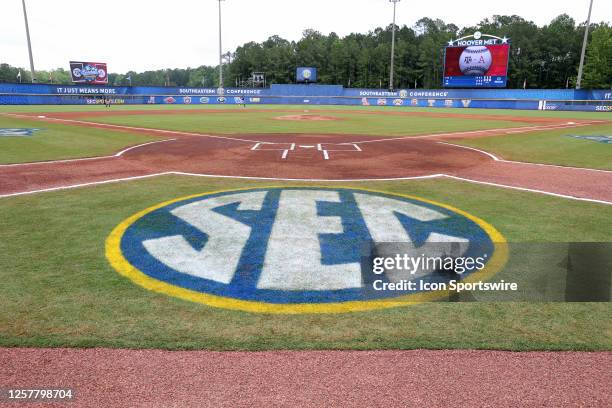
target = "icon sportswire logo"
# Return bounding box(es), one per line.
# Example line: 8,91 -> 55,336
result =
106,187 -> 507,313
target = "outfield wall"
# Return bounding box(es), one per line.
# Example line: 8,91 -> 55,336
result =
1,83 -> 610,112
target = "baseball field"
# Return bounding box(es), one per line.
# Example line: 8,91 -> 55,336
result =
0,104 -> 610,406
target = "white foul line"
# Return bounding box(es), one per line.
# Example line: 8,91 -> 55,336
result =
0,139 -> 176,167
438,141 -> 612,173
170,172 -> 444,182
441,175 -> 612,206
3,113 -> 262,144
344,121 -> 597,145
0,173 -> 174,199
1,171 -> 610,206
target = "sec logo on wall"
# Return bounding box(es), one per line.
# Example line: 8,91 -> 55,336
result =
106,187 -> 506,313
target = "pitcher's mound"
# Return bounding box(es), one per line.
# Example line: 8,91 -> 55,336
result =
274,114 -> 338,121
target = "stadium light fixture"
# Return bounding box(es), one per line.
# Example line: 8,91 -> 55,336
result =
576,0 -> 594,90
388,0 -> 401,91
21,0 -> 36,83
218,0 -> 225,90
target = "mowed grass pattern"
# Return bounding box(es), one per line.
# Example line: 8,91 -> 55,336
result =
0,176 -> 610,351
80,111 -> 531,136
0,116 -> 156,164
455,122 -> 612,170
1,104 -> 610,121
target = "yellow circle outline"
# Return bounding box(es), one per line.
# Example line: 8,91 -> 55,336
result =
106,186 -> 508,314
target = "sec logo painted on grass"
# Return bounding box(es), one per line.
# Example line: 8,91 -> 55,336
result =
0,128 -> 41,137
106,187 -> 506,313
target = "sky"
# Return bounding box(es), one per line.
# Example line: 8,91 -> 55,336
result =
1,0 -> 609,73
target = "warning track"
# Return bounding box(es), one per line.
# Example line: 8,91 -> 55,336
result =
1,348 -> 610,407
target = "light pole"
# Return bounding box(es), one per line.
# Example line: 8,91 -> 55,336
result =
21,0 -> 36,82
576,0 -> 594,89
218,0 -> 225,90
388,0 -> 400,90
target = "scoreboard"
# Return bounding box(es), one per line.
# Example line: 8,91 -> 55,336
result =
443,33 -> 510,88
443,75 -> 508,88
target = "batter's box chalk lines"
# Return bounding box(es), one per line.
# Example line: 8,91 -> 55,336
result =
250,142 -> 360,160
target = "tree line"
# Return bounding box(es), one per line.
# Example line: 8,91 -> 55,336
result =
1,14 -> 610,89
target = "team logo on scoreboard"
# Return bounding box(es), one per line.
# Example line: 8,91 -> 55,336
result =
399,89 -> 408,98
377,98 -> 387,106
444,33 -> 510,88
164,96 -> 176,104
183,96 -> 192,104
462,100 -> 472,108
393,99 -> 403,106
107,187 -> 506,313
459,46 -> 492,76
200,97 -> 210,104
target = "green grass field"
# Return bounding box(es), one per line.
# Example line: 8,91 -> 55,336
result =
74,107 -> 611,169
454,122 -> 612,170
79,111 -> 529,136
1,104 -> 609,167
1,103 -> 610,121
0,176 -> 610,351
0,116 -> 156,164
0,104 -> 610,352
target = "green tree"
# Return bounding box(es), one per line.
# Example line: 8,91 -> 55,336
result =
582,24 -> 612,88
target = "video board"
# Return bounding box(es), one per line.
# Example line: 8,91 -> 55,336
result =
443,33 -> 510,88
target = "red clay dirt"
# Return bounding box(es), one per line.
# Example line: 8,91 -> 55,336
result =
1,348 -> 610,407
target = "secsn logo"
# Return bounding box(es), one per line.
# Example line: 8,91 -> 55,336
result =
106,187 -> 507,313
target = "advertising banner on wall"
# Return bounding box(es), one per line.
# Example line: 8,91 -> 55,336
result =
69,61 -> 108,84
443,33 -> 510,88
